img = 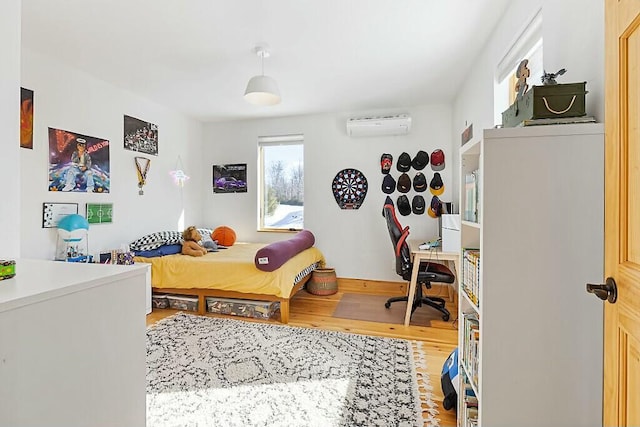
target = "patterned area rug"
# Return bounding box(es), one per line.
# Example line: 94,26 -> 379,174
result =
146,313 -> 439,427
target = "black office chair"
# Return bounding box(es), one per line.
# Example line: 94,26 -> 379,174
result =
383,200 -> 454,321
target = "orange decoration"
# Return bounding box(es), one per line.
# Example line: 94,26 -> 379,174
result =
211,226 -> 236,247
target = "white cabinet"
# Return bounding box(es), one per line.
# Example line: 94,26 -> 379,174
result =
145,264 -> 152,314
457,124 -> 604,427
0,259 -> 148,427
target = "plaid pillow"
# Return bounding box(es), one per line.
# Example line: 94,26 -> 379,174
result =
197,228 -> 213,238
129,231 -> 182,251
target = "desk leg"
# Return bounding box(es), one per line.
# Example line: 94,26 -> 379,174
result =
404,256 -> 421,326
449,258 -> 461,302
453,258 -> 461,298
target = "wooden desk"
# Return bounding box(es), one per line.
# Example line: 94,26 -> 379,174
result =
404,240 -> 460,326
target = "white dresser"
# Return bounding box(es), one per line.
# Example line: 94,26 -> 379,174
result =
0,259 -> 148,427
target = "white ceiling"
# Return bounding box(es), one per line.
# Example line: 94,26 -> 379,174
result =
21,0 -> 510,123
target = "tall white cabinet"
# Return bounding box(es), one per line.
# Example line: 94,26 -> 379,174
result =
457,124 -> 604,427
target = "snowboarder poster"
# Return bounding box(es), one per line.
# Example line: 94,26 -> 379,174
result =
48,127 -> 110,193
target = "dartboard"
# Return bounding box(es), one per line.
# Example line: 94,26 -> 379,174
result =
332,168 -> 368,209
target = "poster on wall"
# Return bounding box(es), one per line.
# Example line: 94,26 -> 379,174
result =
20,87 -> 34,149
86,203 -> 113,224
42,202 -> 79,228
124,115 -> 158,156
213,163 -> 247,193
48,127 -> 111,193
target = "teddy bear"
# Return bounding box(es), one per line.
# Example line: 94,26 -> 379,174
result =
181,226 -> 208,257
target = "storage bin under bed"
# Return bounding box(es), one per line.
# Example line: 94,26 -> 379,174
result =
206,297 -> 279,319
159,294 -> 199,311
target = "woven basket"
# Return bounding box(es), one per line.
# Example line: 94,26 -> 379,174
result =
307,268 -> 338,296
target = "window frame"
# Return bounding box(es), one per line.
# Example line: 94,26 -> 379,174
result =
494,9 -> 543,126
257,134 -> 304,232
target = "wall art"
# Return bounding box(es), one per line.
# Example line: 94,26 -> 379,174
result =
86,203 -> 113,224
124,115 -> 158,156
213,163 -> 247,193
48,127 -> 110,193
42,202 -> 78,228
20,87 -> 34,149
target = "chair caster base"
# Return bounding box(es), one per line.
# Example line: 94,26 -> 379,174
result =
384,302 -> 391,309
442,314 -> 450,322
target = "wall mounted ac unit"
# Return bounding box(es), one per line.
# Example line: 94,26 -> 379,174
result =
346,114 -> 412,137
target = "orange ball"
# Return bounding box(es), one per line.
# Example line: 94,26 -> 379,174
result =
211,226 -> 236,246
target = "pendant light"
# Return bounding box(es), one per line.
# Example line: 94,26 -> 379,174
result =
244,44 -> 281,106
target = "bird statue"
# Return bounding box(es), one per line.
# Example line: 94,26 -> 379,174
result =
541,68 -> 567,85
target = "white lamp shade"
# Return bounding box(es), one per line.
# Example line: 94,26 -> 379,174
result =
244,75 -> 281,105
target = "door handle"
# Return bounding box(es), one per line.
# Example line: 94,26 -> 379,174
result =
586,277 -> 617,303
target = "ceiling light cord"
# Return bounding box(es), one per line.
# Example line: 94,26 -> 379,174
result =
261,52 -> 265,76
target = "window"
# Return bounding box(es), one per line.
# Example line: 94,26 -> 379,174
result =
258,134 -> 304,231
494,9 -> 543,126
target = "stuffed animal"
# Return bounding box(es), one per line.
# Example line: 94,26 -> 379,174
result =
181,226 -> 207,257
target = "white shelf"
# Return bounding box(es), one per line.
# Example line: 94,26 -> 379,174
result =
460,288 -> 479,314
461,220 -> 481,229
460,138 -> 481,155
457,124 -> 604,426
460,359 -> 479,397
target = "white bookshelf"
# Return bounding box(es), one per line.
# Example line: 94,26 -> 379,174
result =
457,123 -> 605,427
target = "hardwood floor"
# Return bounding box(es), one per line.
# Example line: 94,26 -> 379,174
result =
146,281 -> 459,426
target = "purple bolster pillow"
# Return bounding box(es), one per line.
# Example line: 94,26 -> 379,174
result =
254,230 -> 315,272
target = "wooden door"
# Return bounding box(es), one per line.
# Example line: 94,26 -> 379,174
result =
604,0 -> 640,425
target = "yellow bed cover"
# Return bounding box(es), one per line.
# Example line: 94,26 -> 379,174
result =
134,242 -> 325,298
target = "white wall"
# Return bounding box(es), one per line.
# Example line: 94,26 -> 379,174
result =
451,0 -> 605,202
0,0 -> 21,259
203,105 -> 452,281
20,49 -> 204,260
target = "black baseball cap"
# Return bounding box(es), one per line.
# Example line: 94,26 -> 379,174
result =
397,195 -> 411,216
412,150 -> 429,170
397,173 -> 411,193
397,152 -> 411,172
413,172 -> 427,192
412,195 -> 425,215
428,195 -> 442,218
429,172 -> 445,196
382,174 -> 396,194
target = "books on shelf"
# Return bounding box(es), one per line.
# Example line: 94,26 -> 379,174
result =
462,249 -> 480,308
462,312 -> 480,393
463,169 -> 481,223
460,370 -> 479,427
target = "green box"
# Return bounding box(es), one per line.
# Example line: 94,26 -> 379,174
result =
502,82 -> 587,128
0,260 -> 16,280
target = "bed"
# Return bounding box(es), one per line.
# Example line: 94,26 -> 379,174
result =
134,241 -> 325,323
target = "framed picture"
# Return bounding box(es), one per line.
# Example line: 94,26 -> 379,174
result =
124,115 -> 158,156
461,123 -> 473,146
48,127 -> 111,193
20,87 -> 34,149
42,203 -> 79,228
86,203 -> 113,224
213,163 -> 247,193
